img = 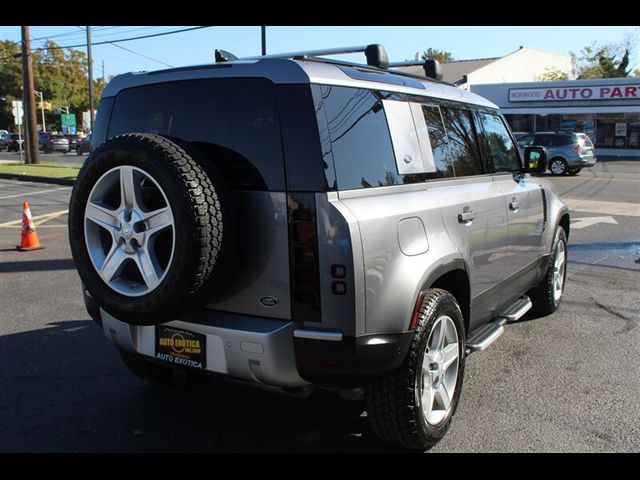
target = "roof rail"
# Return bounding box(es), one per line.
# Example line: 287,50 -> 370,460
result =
389,59 -> 443,81
215,44 -> 389,69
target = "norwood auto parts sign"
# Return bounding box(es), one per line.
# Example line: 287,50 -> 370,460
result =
509,85 -> 640,102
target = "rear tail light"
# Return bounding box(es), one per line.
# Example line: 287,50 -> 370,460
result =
294,265 -> 319,292
288,194 -> 321,321
572,145 -> 581,153
294,220 -> 315,247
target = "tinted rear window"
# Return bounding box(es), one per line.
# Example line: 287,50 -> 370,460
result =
108,78 -> 285,191
555,134 -> 575,146
319,85 -> 398,189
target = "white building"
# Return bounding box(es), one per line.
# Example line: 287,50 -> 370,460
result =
397,46 -> 574,89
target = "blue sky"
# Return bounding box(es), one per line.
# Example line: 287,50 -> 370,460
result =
1,26 -> 637,78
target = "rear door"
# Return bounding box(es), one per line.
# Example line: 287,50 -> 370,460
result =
477,112 -> 545,304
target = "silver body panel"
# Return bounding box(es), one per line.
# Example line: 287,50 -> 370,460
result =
204,191 -> 291,320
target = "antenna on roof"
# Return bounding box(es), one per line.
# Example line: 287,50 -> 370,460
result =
214,49 -> 238,63
214,44 -> 389,69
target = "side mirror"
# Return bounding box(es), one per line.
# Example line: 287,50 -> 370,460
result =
523,146 -> 547,174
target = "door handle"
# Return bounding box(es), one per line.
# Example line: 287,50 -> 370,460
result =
458,210 -> 476,224
509,201 -> 521,211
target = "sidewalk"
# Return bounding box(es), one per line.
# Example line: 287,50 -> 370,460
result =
596,148 -> 640,158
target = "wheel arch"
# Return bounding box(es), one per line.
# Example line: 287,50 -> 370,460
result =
559,211 -> 570,240
416,258 -> 471,335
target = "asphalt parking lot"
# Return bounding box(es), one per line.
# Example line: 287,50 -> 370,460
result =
0,158 -> 638,452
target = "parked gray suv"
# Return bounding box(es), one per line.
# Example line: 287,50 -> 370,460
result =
516,131 -> 596,176
68,44 -> 570,451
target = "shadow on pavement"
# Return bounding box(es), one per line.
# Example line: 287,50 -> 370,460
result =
0,258 -> 76,273
0,320 -> 403,453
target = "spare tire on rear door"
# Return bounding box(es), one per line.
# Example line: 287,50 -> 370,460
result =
68,133 -> 234,326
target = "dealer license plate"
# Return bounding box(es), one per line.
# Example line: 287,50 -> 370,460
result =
155,326 -> 206,370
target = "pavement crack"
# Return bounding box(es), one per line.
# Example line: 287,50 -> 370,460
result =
590,297 -> 637,333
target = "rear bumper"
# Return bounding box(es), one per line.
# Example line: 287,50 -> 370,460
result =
293,330 -> 415,388
48,145 -> 70,152
100,309 -> 309,389
569,155 -> 597,168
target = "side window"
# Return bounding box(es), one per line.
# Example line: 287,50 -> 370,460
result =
440,107 -> 483,177
478,112 -> 521,173
517,134 -> 535,146
322,86 -> 398,189
555,134 -> 574,146
421,105 -> 453,178
535,134 -> 552,147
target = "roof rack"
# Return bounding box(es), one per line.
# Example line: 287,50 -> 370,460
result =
214,44 -> 452,86
215,44 -> 389,69
388,59 -> 443,81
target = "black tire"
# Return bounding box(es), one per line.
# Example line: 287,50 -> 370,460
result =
529,227 -> 568,316
365,289 -> 466,451
568,167 -> 582,176
549,157 -> 568,176
119,350 -> 206,387
68,133 -> 234,325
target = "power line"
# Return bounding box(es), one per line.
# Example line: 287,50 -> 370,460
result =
31,26 -> 212,51
73,25 -> 174,69
31,26 -> 117,43
108,43 -> 174,68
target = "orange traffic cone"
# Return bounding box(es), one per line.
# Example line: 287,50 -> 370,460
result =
16,201 -> 45,251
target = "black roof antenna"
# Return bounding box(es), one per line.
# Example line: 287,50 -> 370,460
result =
215,49 -> 238,63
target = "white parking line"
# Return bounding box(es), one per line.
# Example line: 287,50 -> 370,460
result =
0,209 -> 69,227
0,186 -> 72,200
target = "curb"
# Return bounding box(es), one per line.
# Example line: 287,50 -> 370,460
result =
0,173 -> 75,186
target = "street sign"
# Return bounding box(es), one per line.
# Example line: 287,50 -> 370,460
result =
83,111 -> 91,131
11,100 -> 23,126
61,113 -> 76,127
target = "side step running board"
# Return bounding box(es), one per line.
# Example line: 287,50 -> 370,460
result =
466,296 -> 532,355
498,295 -> 532,323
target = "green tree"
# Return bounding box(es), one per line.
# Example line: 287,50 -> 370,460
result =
0,39 -> 103,132
574,44 -> 632,79
538,67 -> 569,81
421,48 -> 454,63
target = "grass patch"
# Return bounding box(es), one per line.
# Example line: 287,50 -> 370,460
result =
0,161 -> 81,180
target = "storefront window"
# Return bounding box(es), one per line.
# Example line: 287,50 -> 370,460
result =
504,112 -> 640,150
504,114 -> 534,134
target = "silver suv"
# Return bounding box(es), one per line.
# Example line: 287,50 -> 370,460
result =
68,44 -> 570,451
517,131 -> 597,176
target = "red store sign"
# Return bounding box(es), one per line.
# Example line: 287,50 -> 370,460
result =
509,85 -> 640,102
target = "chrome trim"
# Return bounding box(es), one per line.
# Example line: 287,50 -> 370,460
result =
293,329 -> 343,342
499,296 -> 532,323
466,323 -> 505,353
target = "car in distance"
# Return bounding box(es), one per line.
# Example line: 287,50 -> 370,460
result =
68,44 -> 570,451
65,134 -> 81,150
516,131 -> 596,176
75,134 -> 92,155
6,133 -> 23,152
42,134 -> 70,154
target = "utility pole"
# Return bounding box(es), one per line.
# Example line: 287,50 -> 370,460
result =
21,26 -> 39,164
261,26 -> 267,56
101,59 -> 105,80
86,26 -> 94,133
